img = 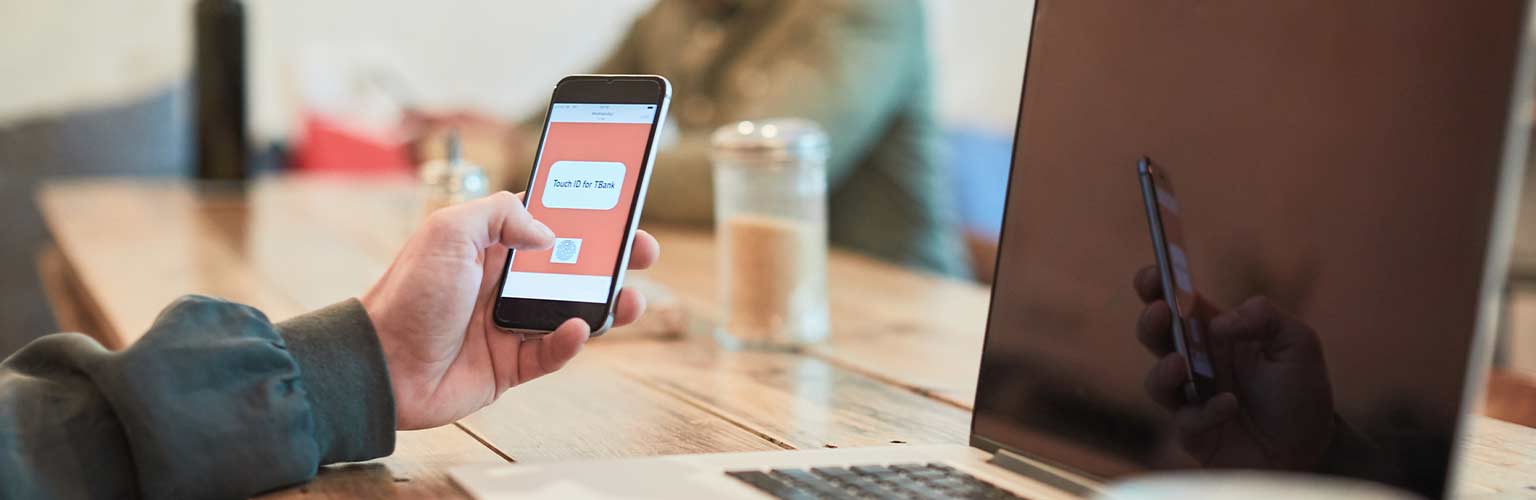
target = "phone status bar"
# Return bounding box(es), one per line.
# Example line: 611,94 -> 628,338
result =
549,103 -> 658,124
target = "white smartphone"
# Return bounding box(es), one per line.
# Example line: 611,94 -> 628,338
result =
491,75 -> 672,336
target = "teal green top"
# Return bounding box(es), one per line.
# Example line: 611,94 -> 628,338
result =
0,296 -> 395,498
515,0 -> 970,277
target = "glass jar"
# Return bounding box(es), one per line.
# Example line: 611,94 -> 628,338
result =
710,118 -> 830,350
419,131 -> 490,218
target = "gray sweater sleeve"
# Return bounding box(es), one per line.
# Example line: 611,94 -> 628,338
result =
0,295 -> 395,499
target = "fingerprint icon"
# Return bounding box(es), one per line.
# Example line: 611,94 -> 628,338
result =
551,238 -> 582,264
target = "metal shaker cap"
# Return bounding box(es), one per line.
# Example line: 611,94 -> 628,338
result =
711,118 -> 829,165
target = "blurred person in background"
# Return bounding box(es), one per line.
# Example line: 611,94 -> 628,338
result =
418,0 -> 970,277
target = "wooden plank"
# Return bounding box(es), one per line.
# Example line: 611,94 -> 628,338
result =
634,226 -> 991,407
458,359 -> 785,461
37,180 -> 296,344
210,179 -> 402,311
808,250 -> 992,407
34,243 -> 110,342
1452,416 -> 1536,497
256,426 -> 500,500
589,340 -> 972,450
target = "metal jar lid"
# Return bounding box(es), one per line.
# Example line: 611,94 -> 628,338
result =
710,118 -> 829,165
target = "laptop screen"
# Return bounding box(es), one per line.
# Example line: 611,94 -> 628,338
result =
970,1 -> 1530,497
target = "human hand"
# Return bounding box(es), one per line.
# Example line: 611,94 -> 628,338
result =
362,192 -> 660,429
1132,266 -> 1336,470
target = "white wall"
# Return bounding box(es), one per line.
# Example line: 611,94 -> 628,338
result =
0,0 -> 190,123
0,0 -> 1033,138
928,0 -> 1034,132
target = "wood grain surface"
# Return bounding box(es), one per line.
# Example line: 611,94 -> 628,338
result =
35,177 -> 1536,498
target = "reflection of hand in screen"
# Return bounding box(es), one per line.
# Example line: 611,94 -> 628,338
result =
1133,266 -> 1336,470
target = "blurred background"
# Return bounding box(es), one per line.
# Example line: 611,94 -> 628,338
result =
0,0 -> 1026,351
0,0 -> 1532,413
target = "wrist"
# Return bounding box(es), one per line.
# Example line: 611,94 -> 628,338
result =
276,299 -> 398,462
357,292 -> 410,427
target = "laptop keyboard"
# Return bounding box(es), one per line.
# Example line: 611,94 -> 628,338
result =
726,463 -> 1025,499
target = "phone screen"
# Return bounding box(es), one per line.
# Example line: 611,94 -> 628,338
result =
500,102 -> 659,304
1150,179 -> 1216,379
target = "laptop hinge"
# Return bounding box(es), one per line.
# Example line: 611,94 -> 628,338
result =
988,449 -> 1095,497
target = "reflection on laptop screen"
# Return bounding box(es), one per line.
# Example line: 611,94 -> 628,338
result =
972,1 -> 1530,497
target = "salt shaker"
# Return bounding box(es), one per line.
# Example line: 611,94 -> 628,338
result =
711,118 -> 830,350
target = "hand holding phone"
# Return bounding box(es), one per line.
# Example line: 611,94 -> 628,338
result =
492,75 -> 672,336
361,193 -> 660,429
1137,157 -> 1218,402
1133,269 -> 1341,469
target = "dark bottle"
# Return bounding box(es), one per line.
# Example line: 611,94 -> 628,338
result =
193,0 -> 249,180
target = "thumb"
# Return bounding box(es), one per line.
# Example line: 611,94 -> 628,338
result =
430,191 -> 555,251
515,318 -> 591,385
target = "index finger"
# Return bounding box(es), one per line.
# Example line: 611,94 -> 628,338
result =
627,230 -> 660,270
429,191 -> 555,251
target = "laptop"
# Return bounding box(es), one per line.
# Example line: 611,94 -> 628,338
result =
451,1 -> 1535,498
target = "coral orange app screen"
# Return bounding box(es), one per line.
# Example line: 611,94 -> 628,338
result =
501,103 -> 657,303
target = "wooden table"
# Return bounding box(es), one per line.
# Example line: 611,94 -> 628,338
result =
34,177 -> 1536,499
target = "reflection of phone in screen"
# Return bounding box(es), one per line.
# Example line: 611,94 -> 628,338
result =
492,75 -> 671,336
1138,157 -> 1217,402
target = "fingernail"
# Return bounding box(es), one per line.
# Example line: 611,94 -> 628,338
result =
535,220 -> 556,240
